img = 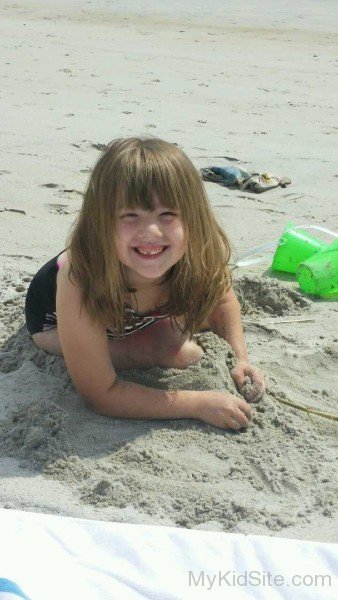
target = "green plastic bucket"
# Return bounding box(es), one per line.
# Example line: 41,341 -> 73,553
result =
272,223 -> 328,274
297,240 -> 338,298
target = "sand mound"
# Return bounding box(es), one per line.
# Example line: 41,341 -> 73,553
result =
0,400 -> 71,469
118,330 -> 238,392
234,275 -> 310,316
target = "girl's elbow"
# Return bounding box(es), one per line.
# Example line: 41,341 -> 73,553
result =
80,381 -> 119,416
81,393 -> 112,417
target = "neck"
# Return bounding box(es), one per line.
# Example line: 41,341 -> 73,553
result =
124,267 -> 172,294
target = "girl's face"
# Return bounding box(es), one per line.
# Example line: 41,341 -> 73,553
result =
116,194 -> 186,289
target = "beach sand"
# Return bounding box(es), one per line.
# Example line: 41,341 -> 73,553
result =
0,0 -> 337,542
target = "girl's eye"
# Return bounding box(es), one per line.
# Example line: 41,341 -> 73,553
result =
120,213 -> 137,219
160,211 -> 177,218
119,211 -> 178,220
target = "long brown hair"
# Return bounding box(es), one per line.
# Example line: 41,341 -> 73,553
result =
66,137 -> 232,339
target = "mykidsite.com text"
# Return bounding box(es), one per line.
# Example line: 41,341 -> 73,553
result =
188,570 -> 333,591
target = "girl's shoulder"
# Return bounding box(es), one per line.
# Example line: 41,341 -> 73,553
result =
56,251 -> 84,318
56,250 -> 69,271
56,250 -> 75,292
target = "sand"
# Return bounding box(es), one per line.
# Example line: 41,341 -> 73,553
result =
0,0 -> 337,543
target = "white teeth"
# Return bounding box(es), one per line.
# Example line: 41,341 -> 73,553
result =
137,247 -> 165,255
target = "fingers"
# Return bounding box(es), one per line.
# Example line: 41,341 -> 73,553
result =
250,376 -> 266,397
250,380 -> 266,402
228,413 -> 248,430
230,368 -> 245,389
229,400 -> 252,430
234,408 -> 251,428
238,398 -> 253,419
249,368 -> 266,389
243,382 -> 264,403
229,417 -> 242,430
202,391 -> 256,431
250,370 -> 265,385
231,365 -> 266,402
239,369 -> 266,402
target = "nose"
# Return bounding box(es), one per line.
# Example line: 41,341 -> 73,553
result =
138,213 -> 163,239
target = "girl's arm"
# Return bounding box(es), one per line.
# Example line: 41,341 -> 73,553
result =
97,381 -> 252,431
208,286 -> 249,362
208,286 -> 266,401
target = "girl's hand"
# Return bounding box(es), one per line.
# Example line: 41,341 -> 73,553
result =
196,391 -> 253,431
230,360 -> 266,402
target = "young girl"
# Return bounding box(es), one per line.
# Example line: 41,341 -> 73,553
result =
25,137 -> 265,431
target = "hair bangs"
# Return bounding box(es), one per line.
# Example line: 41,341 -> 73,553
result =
115,145 -> 183,214
151,155 -> 184,213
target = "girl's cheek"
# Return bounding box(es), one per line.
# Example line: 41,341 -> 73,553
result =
169,220 -> 185,233
173,223 -> 186,242
116,223 -> 135,238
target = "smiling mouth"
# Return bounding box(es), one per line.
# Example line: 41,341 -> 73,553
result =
133,246 -> 168,256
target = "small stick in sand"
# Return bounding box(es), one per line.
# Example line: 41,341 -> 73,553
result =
261,317 -> 315,325
269,392 -> 338,421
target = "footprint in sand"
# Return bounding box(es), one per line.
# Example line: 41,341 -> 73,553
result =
46,203 -> 77,215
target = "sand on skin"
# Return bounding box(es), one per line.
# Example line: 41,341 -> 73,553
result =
0,0 -> 337,542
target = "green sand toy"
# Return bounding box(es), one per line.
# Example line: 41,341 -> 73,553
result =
297,239 -> 338,298
272,223 -> 328,274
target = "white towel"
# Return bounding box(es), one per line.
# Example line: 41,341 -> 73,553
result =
0,508 -> 337,599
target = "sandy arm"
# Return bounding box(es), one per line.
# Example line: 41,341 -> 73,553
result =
207,286 -> 266,401
87,380 -> 202,420
86,380 -> 251,431
207,286 -> 249,361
